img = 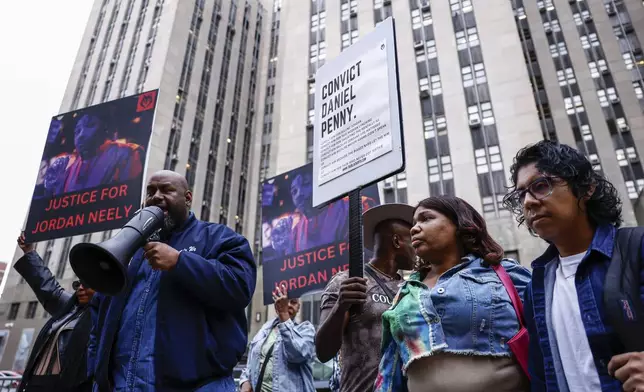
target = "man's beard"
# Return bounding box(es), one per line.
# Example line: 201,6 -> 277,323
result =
148,214 -> 177,242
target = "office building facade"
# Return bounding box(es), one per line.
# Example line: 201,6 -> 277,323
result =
249,0 -> 644,335
0,0 -> 269,370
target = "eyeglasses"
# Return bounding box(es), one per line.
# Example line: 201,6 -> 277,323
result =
503,177 -> 558,213
72,281 -> 81,291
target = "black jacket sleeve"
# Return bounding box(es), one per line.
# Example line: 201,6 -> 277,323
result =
14,251 -> 73,316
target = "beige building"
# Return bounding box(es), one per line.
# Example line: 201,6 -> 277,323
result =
249,0 -> 644,339
0,0 -> 269,370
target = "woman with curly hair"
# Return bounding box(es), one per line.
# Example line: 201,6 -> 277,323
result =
504,140 -> 644,392
374,196 -> 532,392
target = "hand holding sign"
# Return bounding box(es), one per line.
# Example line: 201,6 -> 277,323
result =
17,233 -> 34,255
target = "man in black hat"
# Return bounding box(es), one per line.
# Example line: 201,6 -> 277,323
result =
315,203 -> 415,392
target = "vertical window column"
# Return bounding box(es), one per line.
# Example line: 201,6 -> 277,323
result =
410,0 -> 454,196
510,0 -> 557,141
136,0 -> 165,92
603,0 -> 644,112
119,0 -> 150,97
538,0 -> 603,174
185,1 -> 223,188
219,4 -> 251,226
101,0 -> 137,102
71,0 -> 109,109
255,0 -> 282,259
570,0 -> 644,199
201,1 -> 238,222
307,0 -> 326,163
85,1 -> 122,106
235,6 -> 263,234
164,0 -> 205,172
341,0 -> 358,50
450,0 -> 507,217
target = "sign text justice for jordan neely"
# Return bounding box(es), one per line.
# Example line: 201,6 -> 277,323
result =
320,60 -> 362,138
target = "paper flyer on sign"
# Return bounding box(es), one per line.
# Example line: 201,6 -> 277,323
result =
317,39 -> 393,185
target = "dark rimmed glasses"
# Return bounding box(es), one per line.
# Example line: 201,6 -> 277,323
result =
72,280 -> 82,291
503,176 -> 558,213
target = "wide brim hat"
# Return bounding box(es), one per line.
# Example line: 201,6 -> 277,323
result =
363,203 -> 415,251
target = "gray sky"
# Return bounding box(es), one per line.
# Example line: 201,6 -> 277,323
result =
0,1 -> 93,266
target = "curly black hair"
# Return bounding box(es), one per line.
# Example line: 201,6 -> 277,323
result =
504,140 -> 622,229
413,196 -> 504,272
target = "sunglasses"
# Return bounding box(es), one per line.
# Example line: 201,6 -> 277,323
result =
72,281 -> 82,291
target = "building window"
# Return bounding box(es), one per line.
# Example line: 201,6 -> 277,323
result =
588,59 -> 608,78
572,10 -> 591,25
549,42 -> 568,58
580,33 -> 600,49
311,11 -> 326,31
428,156 -> 454,183
342,30 -> 359,49
450,0 -> 473,13
581,124 -> 593,141
596,88 -> 618,107
623,52 -> 635,70
543,19 -> 561,33
556,67 -> 576,86
462,63 -> 486,87
25,301 -> 38,319
634,82 -> 644,99
341,0 -> 357,20
537,0 -> 554,12
8,303 -> 20,320
455,27 -> 479,50
616,147 -> 637,167
310,41 -> 327,63
411,8 -> 432,29
475,146 -> 503,174
564,95 -> 585,114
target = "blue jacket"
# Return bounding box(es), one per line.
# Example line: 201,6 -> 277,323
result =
240,317 -> 316,391
525,224 -> 644,391
88,213 -> 257,391
376,256 -> 532,392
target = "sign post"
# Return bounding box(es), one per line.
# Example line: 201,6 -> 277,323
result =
312,17 -> 404,278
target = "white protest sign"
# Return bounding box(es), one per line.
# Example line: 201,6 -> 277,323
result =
312,17 -> 404,207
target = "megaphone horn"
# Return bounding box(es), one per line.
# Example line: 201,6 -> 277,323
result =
69,206 -> 165,295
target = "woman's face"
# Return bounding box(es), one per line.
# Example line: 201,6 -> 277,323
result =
410,206 -> 458,261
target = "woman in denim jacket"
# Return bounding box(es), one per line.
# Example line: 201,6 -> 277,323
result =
375,196 -> 532,392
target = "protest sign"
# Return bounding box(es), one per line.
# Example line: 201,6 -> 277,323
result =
261,163 -> 380,304
312,17 -> 404,208
24,90 -> 157,242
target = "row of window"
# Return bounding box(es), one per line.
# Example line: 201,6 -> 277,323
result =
201,2 -> 239,222
236,6 -> 263,234
184,1 -> 223,190
166,0 -> 206,174
219,4 -> 252,226
119,0 -> 152,98
101,0 -> 137,102
306,0 -> 327,162
411,0 -> 454,199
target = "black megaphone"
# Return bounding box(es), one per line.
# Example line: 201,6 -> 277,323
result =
69,206 -> 165,295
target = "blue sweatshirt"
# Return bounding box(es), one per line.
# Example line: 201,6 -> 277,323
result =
87,213 -> 257,391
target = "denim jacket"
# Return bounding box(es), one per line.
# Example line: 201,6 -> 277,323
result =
239,317 -> 316,391
375,255 -> 532,392
525,224 -> 644,392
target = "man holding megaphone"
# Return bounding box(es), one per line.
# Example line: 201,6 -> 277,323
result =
85,170 -> 257,392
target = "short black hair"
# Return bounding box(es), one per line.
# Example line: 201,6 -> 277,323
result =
373,219 -> 411,256
505,140 -> 622,228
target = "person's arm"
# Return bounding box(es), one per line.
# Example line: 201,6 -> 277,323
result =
316,273 -> 350,363
14,251 -> 73,316
278,320 -> 316,364
239,367 -> 251,392
169,226 -> 257,310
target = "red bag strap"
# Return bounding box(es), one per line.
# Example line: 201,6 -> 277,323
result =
492,264 -> 525,328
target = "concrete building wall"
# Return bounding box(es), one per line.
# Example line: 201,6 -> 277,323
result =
0,0 -> 267,370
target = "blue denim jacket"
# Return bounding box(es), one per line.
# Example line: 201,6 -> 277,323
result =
525,224 -> 644,392
239,317 -> 316,391
375,256 -> 532,392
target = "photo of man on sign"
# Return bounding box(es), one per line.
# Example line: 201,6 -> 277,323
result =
261,163 -> 379,304
25,90 -> 157,243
